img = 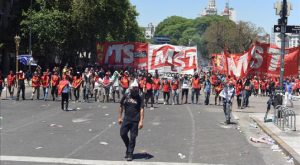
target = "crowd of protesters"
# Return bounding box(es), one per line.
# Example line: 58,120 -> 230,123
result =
0,66 -> 299,121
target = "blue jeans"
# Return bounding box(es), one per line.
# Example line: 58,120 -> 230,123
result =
191,88 -> 200,104
243,91 -> 250,107
223,100 -> 232,121
205,91 -> 210,105
172,89 -> 179,104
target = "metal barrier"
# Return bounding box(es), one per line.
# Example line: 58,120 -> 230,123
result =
273,105 -> 296,131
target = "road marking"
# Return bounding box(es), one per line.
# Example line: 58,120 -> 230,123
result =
65,121 -> 115,158
186,105 -> 196,163
3,111 -> 61,133
0,155 -> 222,165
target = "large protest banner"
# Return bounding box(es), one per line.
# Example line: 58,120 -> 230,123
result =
148,44 -> 198,74
212,42 -> 300,78
97,42 -> 148,69
248,42 -> 300,77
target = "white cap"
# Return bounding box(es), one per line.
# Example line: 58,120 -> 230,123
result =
130,79 -> 139,88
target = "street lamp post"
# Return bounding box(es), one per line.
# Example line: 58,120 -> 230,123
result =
14,35 -> 21,86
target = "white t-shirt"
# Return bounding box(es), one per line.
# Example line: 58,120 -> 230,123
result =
182,79 -> 190,89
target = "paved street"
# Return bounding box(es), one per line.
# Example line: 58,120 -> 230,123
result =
0,93 -> 295,165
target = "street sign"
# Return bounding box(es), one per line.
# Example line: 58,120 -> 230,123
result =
286,25 -> 300,34
274,25 -> 282,33
274,25 -> 300,34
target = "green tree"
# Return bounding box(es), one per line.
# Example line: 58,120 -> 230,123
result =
21,8 -> 70,67
20,0 -> 144,67
155,15 -> 263,59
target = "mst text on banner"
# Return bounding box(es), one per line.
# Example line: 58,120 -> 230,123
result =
212,42 -> 300,78
148,44 -> 198,74
96,42 -> 148,69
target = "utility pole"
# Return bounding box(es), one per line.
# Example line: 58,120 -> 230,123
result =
279,0 -> 287,91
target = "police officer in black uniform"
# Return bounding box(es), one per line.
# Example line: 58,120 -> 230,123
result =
118,79 -> 144,161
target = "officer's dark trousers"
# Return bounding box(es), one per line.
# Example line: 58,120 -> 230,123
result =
120,121 -> 139,154
51,86 -> 58,100
61,93 -> 69,110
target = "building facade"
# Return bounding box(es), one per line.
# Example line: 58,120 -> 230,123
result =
201,0 -> 217,16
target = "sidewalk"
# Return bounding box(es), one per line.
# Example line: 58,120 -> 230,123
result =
233,96 -> 300,165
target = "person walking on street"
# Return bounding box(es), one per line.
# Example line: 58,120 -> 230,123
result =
120,71 -> 130,96
111,71 -> 121,102
235,79 -> 243,109
152,74 -> 161,104
191,73 -> 201,104
72,72 -> 82,102
181,75 -> 190,104
144,73 -> 154,109
58,75 -> 71,111
215,80 -> 223,105
284,79 -> 294,108
203,77 -> 211,105
118,79 -> 144,161
102,72 -> 111,103
162,77 -> 171,105
93,73 -> 101,102
41,72 -> 50,101
31,71 -> 40,100
16,70 -> 26,101
51,71 -> 60,101
171,75 -> 180,105
7,71 -> 16,98
82,68 -> 92,102
242,78 -> 251,108
220,81 -> 235,124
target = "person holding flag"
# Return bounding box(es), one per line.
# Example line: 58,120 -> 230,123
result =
16,70 -> 26,101
58,75 -> 71,111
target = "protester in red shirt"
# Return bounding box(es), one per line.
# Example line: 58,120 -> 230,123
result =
235,79 -> 243,109
171,74 -> 180,105
162,77 -> 171,105
152,74 -> 161,104
7,71 -> 16,98
31,72 -> 41,100
120,71 -> 130,95
145,73 -> 154,109
215,80 -> 223,105
51,71 -> 60,101
252,76 -> 259,97
260,80 -> 267,96
41,72 -> 50,101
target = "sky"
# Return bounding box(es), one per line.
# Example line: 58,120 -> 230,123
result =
130,0 -> 300,34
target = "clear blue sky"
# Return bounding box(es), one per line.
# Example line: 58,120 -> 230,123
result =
130,0 -> 300,34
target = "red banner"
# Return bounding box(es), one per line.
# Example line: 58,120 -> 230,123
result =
213,42 -> 300,78
249,43 -> 300,77
148,44 -> 198,74
97,42 -> 148,69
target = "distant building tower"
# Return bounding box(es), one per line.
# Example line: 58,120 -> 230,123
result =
202,0 -> 217,16
144,23 -> 155,40
221,2 -> 236,22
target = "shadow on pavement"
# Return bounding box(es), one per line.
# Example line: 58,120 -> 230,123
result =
133,152 -> 154,160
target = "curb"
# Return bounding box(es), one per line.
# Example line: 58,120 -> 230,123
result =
251,116 -> 300,165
